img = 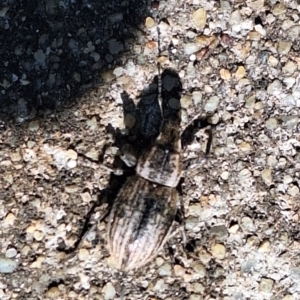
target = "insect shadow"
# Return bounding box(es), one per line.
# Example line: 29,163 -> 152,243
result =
61,68 -> 212,256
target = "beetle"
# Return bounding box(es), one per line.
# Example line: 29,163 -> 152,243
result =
106,68 -> 208,271
63,68 -> 213,271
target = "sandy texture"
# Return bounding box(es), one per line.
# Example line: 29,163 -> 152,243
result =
1,0 -> 300,299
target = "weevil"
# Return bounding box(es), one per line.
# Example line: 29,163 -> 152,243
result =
62,68 -> 214,271
62,70 -> 215,272
106,68 -> 209,271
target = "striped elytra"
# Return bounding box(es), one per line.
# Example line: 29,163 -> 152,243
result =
107,175 -> 178,271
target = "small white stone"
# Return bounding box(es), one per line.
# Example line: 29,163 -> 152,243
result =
102,282 -> 116,300
0,257 -> 18,273
288,185 -> 299,196
204,96 -> 219,112
265,117 -> 278,130
113,67 -> 124,77
5,248 -> 17,258
192,8 -> 207,30
267,80 -> 282,96
158,263 -> 172,276
241,217 -> 255,232
211,244 -> 226,259
67,159 -> 77,169
78,249 -> 89,261
220,171 -> 229,180
261,169 -> 272,185
184,43 -> 201,55
259,278 -> 274,292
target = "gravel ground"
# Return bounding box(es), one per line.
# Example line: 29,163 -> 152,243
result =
1,0 -> 300,299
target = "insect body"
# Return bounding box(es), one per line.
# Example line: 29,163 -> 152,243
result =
107,70 -> 183,271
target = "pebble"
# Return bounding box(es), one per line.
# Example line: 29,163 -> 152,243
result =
277,41 -> 292,55
239,141 -> 251,151
80,192 -> 92,203
268,55 -> 278,66
272,3 -> 287,16
204,96 -> 219,112
229,224 -> 239,234
247,235 -> 258,247
240,216 -> 255,232
153,279 -> 165,292
186,62 -> 196,78
220,171 -> 229,180
174,264 -> 185,277
191,261 -> 206,278
291,267 -> 300,280
10,151 -> 22,162
192,8 -> 207,30
66,150 -> 78,160
246,95 -> 256,108
0,7 -> 9,17
113,67 -> 124,77
281,116 -> 299,129
156,256 -> 164,267
158,263 -> 172,277
6,248 -> 17,258
209,225 -> 228,241
239,168 -> 252,181
265,117 -> 278,130
65,185 -> 79,194
180,94 -> 192,109
209,113 -> 219,125
188,294 -> 202,300
241,258 -> 257,273
284,94 -> 296,107
235,66 -> 246,80
28,120 -> 40,131
0,257 -> 18,273
288,185 -> 299,196
267,80 -> 282,96
102,282 -> 116,300
284,77 -> 295,89
258,240 -> 270,253
188,203 -> 202,216
198,249 -> 211,264
283,61 -> 297,75
45,287 -> 60,298
185,216 -> 199,231
229,10 -> 241,26
34,49 -> 46,64
184,43 -> 201,55
145,17 -> 156,29
259,278 -> 274,292
3,213 -> 16,227
284,175 -> 293,185
255,101 -> 264,111
267,155 -> 277,167
261,169 -> 272,185
192,282 -> 205,294
220,68 -> 231,80
67,159 -> 77,169
33,230 -> 45,242
78,249 -> 89,261
192,91 -> 202,106
85,149 -> 99,161
211,244 -> 226,260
